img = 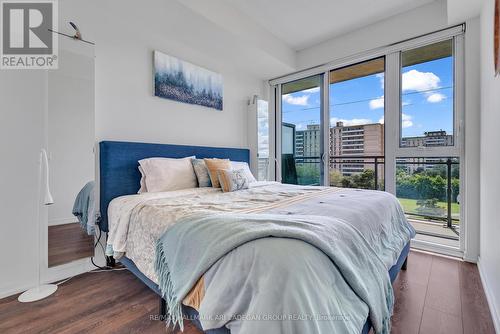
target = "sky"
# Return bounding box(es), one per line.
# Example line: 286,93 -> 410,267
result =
281,56 -> 454,138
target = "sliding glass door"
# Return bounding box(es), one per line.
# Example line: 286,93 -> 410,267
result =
281,75 -> 323,186
273,28 -> 465,253
329,57 -> 385,190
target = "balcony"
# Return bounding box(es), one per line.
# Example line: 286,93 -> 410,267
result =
281,155 -> 460,247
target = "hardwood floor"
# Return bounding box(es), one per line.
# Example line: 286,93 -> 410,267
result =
48,223 -> 94,267
391,250 -> 496,334
0,251 -> 495,334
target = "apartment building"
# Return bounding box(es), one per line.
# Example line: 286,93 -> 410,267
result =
330,121 -> 384,176
400,130 -> 453,147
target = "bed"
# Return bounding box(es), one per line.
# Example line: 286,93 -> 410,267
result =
99,140 -> 415,334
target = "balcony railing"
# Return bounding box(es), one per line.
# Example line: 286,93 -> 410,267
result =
396,158 -> 460,239
284,155 -> 459,240
287,155 -> 385,190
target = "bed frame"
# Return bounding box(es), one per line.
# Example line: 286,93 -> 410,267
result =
98,140 -> 409,334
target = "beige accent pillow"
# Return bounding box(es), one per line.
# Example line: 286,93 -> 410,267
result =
204,158 -> 231,188
138,156 -> 197,192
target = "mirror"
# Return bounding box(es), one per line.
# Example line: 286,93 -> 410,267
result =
47,35 -> 95,267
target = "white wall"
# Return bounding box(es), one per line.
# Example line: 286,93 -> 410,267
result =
479,0 -> 500,330
0,0 -> 271,298
60,0 -> 267,148
0,71 -> 45,297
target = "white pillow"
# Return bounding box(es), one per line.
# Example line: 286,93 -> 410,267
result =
138,166 -> 147,193
139,156 -> 197,192
231,161 -> 257,183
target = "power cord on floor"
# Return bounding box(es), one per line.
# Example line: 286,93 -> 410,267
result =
90,228 -> 127,272
90,228 -> 111,270
55,228 -> 128,287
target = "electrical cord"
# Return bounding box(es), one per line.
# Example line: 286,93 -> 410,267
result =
90,228 -> 114,270
53,226 -> 127,288
56,276 -> 74,286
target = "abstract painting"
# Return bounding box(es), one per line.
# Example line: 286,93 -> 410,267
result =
154,51 -> 223,110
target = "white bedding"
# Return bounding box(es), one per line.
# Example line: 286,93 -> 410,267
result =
107,182 -> 413,285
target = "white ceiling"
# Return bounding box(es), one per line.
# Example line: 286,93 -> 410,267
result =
226,0 -> 437,50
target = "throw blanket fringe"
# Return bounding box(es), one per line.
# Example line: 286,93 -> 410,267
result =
155,242 -> 184,331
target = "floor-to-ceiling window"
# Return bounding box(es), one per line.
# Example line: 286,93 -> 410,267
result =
272,27 -> 464,253
329,57 -> 385,190
396,39 -> 460,246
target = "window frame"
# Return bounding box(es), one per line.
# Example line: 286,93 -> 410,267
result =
394,36 -> 463,158
271,25 -> 465,187
270,25 -> 466,255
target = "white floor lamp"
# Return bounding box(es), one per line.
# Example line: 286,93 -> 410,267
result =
18,149 -> 58,303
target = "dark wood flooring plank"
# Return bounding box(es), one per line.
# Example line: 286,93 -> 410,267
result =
459,261 -> 496,334
391,275 -> 427,334
424,255 -> 462,316
419,306 -> 463,334
401,251 -> 433,286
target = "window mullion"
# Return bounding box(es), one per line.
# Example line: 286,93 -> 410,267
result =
321,72 -> 330,187
384,52 -> 401,195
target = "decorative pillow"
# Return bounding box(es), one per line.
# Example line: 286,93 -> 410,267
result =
218,169 -> 249,192
138,166 -> 147,193
138,156 -> 197,192
192,159 -> 212,187
231,161 -> 257,183
203,158 -> 231,188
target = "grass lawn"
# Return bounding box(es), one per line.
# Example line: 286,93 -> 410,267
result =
397,197 -> 460,216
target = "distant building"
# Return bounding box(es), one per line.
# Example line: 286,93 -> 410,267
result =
295,124 -> 320,162
330,121 -> 384,176
398,130 -> 454,173
401,130 -> 453,148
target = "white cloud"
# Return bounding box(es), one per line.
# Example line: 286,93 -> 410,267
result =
402,69 -> 440,92
331,117 -> 373,126
369,96 -> 384,109
376,73 -> 385,89
371,97 -> 410,111
282,94 -> 309,106
402,113 -> 413,128
303,87 -> 320,93
378,113 -> 412,128
426,93 -> 446,103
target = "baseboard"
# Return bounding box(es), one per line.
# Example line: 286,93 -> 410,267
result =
42,257 -> 94,284
463,252 -> 479,263
48,217 -> 77,226
0,282 -> 38,300
477,257 -> 500,334
0,258 -> 94,300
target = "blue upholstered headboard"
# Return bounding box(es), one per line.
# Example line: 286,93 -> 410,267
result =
98,140 -> 250,232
